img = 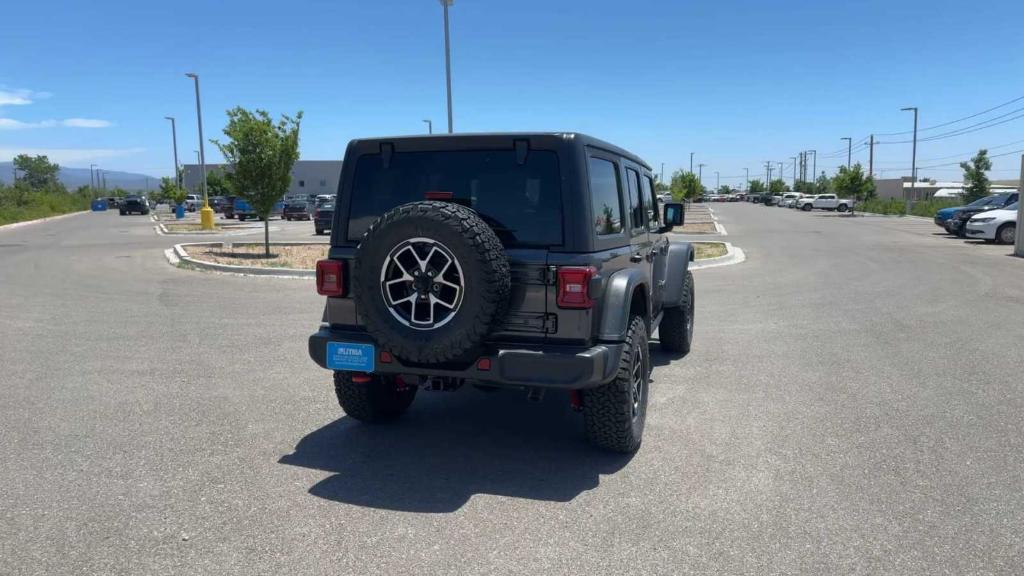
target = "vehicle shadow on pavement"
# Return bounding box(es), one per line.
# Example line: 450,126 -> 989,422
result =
278,387 -> 635,513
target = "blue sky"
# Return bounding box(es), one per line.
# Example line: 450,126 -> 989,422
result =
3,0 -> 1024,185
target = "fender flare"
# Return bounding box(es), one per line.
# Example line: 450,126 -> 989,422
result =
597,267 -> 649,342
661,241 -> 694,308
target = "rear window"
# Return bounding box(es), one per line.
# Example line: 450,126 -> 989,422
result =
347,149 -> 562,247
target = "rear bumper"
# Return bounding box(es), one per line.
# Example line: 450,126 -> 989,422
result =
308,326 -> 622,389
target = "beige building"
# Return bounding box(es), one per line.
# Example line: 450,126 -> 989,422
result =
874,177 -> 1017,201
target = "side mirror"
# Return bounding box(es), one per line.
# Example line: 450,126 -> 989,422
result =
661,202 -> 684,231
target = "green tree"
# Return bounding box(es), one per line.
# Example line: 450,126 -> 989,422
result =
13,154 -> 62,190
213,107 -> 302,256
159,177 -> 187,206
669,170 -> 702,201
831,163 -> 876,214
960,149 -> 991,203
717,185 -> 731,195
814,172 -> 832,194
206,168 -> 233,197
748,179 -> 766,194
768,178 -> 787,194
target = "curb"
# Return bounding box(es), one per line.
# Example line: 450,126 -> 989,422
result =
155,221 -> 269,236
690,241 -> 746,270
168,241 -> 320,278
0,210 -> 88,232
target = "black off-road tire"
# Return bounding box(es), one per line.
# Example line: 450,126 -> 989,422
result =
583,315 -> 650,453
353,201 -> 510,364
659,271 -> 694,354
333,372 -> 417,422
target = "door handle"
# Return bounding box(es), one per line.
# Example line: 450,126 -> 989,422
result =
630,253 -> 643,263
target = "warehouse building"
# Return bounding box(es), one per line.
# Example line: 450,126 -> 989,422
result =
874,177 -> 1017,201
180,160 -> 342,197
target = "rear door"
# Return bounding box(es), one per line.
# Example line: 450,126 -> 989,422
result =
642,172 -> 668,315
622,162 -> 653,315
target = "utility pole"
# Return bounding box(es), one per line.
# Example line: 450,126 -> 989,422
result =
164,116 -> 180,188
791,156 -> 797,188
690,152 -> 694,174
185,72 -> 214,230
660,162 -> 665,183
441,0 -> 454,133
715,171 -> 719,190
841,137 -> 852,168
809,150 -> 817,186
698,163 -> 706,188
777,162 -> 784,186
901,106 -> 919,211
868,134 -> 875,179
765,161 -> 772,186
745,168 -> 749,191
1016,154 -> 1024,257
90,164 -> 97,196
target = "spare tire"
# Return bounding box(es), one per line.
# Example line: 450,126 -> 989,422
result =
352,201 -> 511,363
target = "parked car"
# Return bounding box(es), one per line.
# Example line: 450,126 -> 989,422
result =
964,202 -> 1018,244
283,198 -> 313,221
778,192 -> 801,208
118,195 -> 150,215
796,193 -> 851,212
307,132 -> 694,453
184,194 -> 201,212
104,197 -> 120,209
234,197 -> 284,221
221,196 -> 239,219
313,200 -> 334,235
933,192 -> 1019,229
943,193 -> 1019,238
208,196 -> 226,213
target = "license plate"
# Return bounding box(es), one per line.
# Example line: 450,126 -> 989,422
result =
326,342 -> 376,372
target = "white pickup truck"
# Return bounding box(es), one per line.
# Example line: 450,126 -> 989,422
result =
796,194 -> 852,212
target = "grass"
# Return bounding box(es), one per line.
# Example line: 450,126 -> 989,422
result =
0,189 -> 90,226
188,243 -> 328,269
856,197 -> 961,217
677,221 -> 718,233
693,241 -> 728,260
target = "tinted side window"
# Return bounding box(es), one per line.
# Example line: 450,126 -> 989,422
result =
625,168 -> 644,233
588,157 -> 623,236
642,175 -> 658,226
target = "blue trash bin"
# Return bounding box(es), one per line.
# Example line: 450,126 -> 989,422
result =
175,204 -> 185,219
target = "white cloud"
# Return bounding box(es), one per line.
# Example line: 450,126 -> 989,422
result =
0,147 -> 145,164
0,117 -> 112,130
0,118 -> 57,129
0,88 -> 49,107
61,118 -> 112,128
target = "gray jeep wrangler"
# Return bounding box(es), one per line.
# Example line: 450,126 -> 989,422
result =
309,133 -> 695,452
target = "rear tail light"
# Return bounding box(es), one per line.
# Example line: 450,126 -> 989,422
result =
316,259 -> 346,296
557,266 -> 596,309
425,191 -> 454,200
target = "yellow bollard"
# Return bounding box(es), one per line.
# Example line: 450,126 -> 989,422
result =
200,204 -> 215,230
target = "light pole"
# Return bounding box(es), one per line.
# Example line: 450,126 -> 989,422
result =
423,119 -> 433,134
90,164 -> 97,197
745,167 -> 749,191
715,171 -> 719,190
777,162 -> 784,185
808,150 -> 817,185
440,0 -> 454,134
689,152 -> 694,173
164,116 -> 180,188
841,137 -> 852,169
901,106 -> 919,210
185,72 -> 214,230
698,163 -> 705,188
660,162 -> 664,183
791,156 -> 797,188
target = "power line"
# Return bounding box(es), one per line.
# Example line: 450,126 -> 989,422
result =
916,147 -> 1024,170
874,93 -> 1024,137
878,106 -> 1024,144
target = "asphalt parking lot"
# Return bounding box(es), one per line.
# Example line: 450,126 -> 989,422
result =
2,206 -> 1023,575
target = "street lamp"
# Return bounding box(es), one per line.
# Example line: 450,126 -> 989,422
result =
841,137 -> 852,169
90,164 -> 97,196
745,167 -> 749,191
698,163 -> 706,187
901,106 -> 919,211
164,116 -> 180,188
185,72 -> 214,230
715,171 -> 719,190
791,156 -> 797,187
440,0 -> 454,134
689,152 -> 694,173
808,150 -> 817,184
423,119 -> 433,134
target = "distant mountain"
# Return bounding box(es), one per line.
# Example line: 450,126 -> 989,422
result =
0,162 -> 160,192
